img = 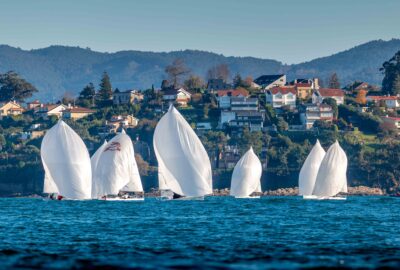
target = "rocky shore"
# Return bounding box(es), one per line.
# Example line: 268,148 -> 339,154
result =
144,186 -> 385,197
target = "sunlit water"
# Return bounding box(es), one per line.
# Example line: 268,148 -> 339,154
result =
1,196 -> 400,269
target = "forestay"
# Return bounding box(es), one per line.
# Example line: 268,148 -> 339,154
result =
41,120 -> 92,199
298,140 -> 326,196
230,147 -> 262,197
153,106 -> 212,197
313,141 -> 348,197
92,131 -> 143,198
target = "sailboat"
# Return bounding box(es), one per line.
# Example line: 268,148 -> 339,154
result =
91,130 -> 144,200
91,140 -> 107,175
41,120 -> 92,200
299,140 -> 326,199
230,147 -> 262,199
312,141 -> 348,200
153,105 -> 213,200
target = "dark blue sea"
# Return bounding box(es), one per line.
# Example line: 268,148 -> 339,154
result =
1,196 -> 400,269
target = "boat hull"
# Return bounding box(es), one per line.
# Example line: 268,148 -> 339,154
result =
234,196 -> 260,199
303,195 -> 346,200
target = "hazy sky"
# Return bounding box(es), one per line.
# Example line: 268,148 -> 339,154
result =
1,0 -> 399,64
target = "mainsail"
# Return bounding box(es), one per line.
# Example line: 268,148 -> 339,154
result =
92,131 -> 143,198
153,106 -> 212,197
298,140 -> 326,196
313,141 -> 348,197
41,120 -> 92,199
230,147 -> 262,197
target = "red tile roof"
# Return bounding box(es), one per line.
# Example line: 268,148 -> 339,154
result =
367,96 -> 398,101
66,107 -> 96,113
217,89 -> 249,97
268,86 -> 296,95
317,88 -> 344,97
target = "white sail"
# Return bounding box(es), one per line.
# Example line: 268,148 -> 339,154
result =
40,120 -> 92,199
92,132 -> 143,198
153,106 -> 212,197
91,140 -> 107,175
313,141 -> 348,197
230,147 -> 262,197
298,140 -> 326,196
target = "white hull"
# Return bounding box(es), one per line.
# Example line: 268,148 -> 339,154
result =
97,197 -> 144,201
234,196 -> 260,199
303,195 -> 346,200
158,195 -> 205,201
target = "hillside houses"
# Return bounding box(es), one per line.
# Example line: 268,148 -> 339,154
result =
0,101 -> 24,117
366,95 -> 399,109
266,86 -> 297,108
312,88 -> 345,105
254,74 -> 286,90
162,87 -> 192,107
300,103 -> 334,129
216,89 -> 249,109
113,90 -> 144,105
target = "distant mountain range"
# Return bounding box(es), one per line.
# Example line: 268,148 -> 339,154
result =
1,39 -> 400,101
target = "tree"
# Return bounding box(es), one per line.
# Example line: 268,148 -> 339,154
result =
276,117 -> 289,132
233,74 -> 244,88
98,72 -> 113,102
0,71 -> 38,102
78,83 -> 96,106
184,75 -> 204,92
328,73 -> 341,89
206,64 -> 230,82
323,97 -> 338,118
381,50 -> 400,95
165,59 -> 190,88
355,89 -> 367,105
392,73 -> 400,96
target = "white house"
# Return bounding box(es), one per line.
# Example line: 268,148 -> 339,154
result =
35,104 -> 68,119
300,103 -> 334,129
265,86 -> 297,108
366,96 -> 400,109
312,88 -> 345,105
162,87 -> 192,106
216,89 -> 249,109
113,90 -> 144,105
254,74 -> 286,90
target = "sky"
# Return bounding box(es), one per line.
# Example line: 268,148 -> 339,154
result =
0,0 -> 399,64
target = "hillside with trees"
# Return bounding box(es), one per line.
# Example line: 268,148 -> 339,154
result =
1,39 -> 400,100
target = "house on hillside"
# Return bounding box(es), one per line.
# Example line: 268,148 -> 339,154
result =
366,96 -> 399,109
35,104 -> 67,119
254,74 -> 286,90
106,115 -> 139,130
162,87 -> 192,107
265,86 -> 297,108
26,100 -> 42,110
300,103 -> 334,129
63,106 -> 96,120
0,101 -> 24,117
312,88 -> 345,105
229,111 -> 265,131
230,97 -> 258,111
216,89 -> 249,109
113,90 -> 144,105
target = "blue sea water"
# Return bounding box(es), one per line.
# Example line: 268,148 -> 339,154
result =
1,196 -> 400,269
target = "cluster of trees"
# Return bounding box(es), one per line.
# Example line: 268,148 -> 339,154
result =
381,50 -> 400,95
0,71 -> 38,102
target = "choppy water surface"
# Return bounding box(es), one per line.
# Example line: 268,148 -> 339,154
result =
1,196 -> 400,269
